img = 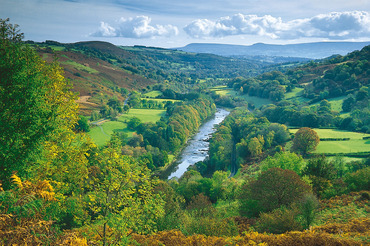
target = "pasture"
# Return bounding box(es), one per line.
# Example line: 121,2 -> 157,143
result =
289,128 -> 370,154
210,86 -> 272,108
89,109 -> 166,146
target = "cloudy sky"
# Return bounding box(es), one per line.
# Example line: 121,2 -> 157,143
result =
1,0 -> 370,47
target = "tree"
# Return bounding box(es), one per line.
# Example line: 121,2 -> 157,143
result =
248,137 -> 263,157
85,135 -> 164,245
291,127 -> 320,155
74,115 -> 90,132
239,168 -> 311,217
342,95 -> 355,112
298,193 -> 319,229
127,117 -> 142,130
0,18 -> 24,42
303,156 -> 336,197
0,24 -> 79,188
260,151 -> 305,175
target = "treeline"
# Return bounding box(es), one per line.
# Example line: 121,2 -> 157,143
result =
257,98 -> 370,133
122,96 -> 216,170
196,109 -> 290,176
228,71 -> 289,102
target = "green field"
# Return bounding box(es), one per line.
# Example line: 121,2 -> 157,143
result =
211,86 -> 273,108
143,90 -> 162,98
285,87 -> 304,99
142,98 -> 181,103
289,128 -> 370,154
311,96 -> 346,113
89,109 -> 166,146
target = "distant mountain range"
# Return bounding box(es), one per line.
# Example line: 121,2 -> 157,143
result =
177,42 -> 370,59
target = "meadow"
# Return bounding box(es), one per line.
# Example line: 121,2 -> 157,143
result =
289,128 -> 370,155
210,86 -> 273,108
89,108 -> 166,146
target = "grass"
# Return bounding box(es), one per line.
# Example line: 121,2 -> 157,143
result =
289,128 -> 370,154
61,61 -> 99,74
119,109 -> 166,122
89,121 -> 132,147
88,109 -> 166,146
141,98 -> 181,103
311,96 -> 346,113
285,88 -> 304,99
144,90 -> 162,98
210,86 -> 273,108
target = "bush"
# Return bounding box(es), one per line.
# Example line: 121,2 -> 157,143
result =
345,167 -> 370,191
256,206 -> 303,234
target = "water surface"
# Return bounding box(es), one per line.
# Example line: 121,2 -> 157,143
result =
167,108 -> 229,179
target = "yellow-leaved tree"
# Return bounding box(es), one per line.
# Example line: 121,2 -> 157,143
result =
85,134 -> 164,245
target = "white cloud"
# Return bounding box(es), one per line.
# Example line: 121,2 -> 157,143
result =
92,22 -> 117,37
184,11 -> 370,40
91,16 -> 178,38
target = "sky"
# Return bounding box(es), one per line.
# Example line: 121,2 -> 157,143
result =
1,0 -> 370,48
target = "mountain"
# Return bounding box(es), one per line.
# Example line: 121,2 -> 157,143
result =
178,42 -> 370,59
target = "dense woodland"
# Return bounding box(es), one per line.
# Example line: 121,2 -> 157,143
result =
0,19 -> 369,245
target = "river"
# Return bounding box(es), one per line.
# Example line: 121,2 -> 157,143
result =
167,108 -> 230,179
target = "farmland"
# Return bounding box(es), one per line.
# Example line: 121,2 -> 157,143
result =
89,108 -> 166,146
289,128 -> 370,155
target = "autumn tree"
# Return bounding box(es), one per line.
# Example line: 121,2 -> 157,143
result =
291,127 -> 320,155
239,168 -> 311,217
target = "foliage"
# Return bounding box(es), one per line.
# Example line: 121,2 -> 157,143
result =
131,226 -> 364,245
303,156 -> 336,197
0,18 -> 24,42
75,115 -> 90,132
85,135 -> 164,245
292,127 -> 320,155
260,151 -> 305,175
256,206 -> 303,234
298,193 -> 319,229
208,109 -> 290,175
316,192 -> 369,226
239,168 -> 311,217
344,167 -> 370,192
0,36 -> 79,188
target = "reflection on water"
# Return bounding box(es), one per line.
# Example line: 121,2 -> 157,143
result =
168,108 -> 229,179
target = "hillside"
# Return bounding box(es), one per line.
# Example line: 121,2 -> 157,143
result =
32,40 -> 269,114
179,41 -> 370,59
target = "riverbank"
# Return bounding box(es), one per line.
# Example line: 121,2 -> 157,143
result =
159,108 -> 230,179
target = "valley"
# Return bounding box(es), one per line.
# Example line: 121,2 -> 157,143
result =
1,18 -> 369,245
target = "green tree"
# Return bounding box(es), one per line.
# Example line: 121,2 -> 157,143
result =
291,127 -> 320,155
0,24 -> 79,188
298,193 -> 319,229
74,115 -> 90,132
0,18 -> 24,42
86,135 -> 164,245
303,156 -> 336,197
260,151 -> 305,175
